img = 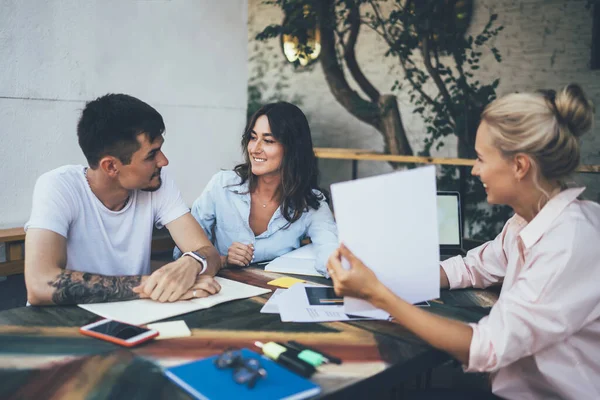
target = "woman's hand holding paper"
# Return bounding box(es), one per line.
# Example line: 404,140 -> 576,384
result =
327,244 -> 387,303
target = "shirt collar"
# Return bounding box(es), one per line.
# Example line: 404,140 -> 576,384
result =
519,187 -> 586,249
225,176 -> 250,202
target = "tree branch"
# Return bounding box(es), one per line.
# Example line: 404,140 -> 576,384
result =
379,94 -> 413,156
420,33 -> 457,121
399,58 -> 437,107
451,50 -> 478,106
343,1 -> 380,102
317,0 -> 380,128
365,1 -> 438,108
451,49 -> 476,147
368,0 -> 394,44
433,43 -> 441,69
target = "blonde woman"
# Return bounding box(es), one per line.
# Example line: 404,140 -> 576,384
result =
327,84 -> 598,399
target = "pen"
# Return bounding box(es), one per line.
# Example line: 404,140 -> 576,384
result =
287,340 -> 342,365
249,260 -> 273,267
254,341 -> 316,377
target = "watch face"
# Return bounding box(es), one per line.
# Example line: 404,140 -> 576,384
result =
191,251 -> 206,261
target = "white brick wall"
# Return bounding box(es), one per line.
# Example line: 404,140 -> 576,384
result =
0,0 -> 249,228
248,0 -> 600,201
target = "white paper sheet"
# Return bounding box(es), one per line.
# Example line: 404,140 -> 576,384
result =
259,288 -> 286,314
277,284 -> 387,322
264,244 -> 322,276
282,244 -> 317,259
330,166 -> 440,315
79,277 -> 271,325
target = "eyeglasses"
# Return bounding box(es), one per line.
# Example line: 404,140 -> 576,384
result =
214,349 -> 267,389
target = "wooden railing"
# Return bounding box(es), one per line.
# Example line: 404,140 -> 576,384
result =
315,147 -> 600,180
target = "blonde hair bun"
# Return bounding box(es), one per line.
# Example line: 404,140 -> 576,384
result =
554,83 -> 594,138
482,83 -> 595,184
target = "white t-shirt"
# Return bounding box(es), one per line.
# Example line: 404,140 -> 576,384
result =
25,165 -> 189,276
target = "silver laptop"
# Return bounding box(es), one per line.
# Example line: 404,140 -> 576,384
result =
437,191 -> 465,260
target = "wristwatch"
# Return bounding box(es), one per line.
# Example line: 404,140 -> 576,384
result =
182,251 -> 208,275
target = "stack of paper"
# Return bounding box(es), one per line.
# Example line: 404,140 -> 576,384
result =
260,283 -> 388,323
330,166 -> 440,317
264,244 -> 322,277
79,277 -> 271,326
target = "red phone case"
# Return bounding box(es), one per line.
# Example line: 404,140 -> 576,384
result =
79,320 -> 159,347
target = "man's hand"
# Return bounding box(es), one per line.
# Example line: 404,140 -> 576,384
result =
179,275 -> 222,300
225,242 -> 254,267
135,274 -> 222,301
134,256 -> 201,302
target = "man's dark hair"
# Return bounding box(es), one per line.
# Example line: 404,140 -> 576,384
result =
77,94 -> 165,168
234,102 -> 326,225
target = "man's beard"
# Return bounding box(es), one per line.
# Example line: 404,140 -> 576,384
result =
141,171 -> 162,192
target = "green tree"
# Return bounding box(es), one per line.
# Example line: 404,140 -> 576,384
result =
255,0 -> 512,239
256,0 -> 505,158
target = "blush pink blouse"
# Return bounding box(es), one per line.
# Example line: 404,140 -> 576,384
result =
441,187 -> 600,399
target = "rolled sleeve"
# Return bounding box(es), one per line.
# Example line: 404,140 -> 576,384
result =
306,198 -> 338,277
441,255 -> 470,289
440,219 -> 512,290
189,187 -> 216,243
466,321 -> 498,372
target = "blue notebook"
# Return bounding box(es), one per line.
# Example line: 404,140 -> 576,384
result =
164,348 -> 321,400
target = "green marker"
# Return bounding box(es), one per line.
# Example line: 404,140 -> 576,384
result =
276,342 -> 328,367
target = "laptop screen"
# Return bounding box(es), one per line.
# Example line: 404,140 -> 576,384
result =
437,192 -> 461,247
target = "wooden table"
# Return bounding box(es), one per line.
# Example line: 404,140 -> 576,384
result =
0,266 -> 498,399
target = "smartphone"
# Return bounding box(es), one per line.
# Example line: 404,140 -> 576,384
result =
80,319 -> 159,347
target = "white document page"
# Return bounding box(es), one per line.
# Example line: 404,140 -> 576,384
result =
79,277 -> 271,326
259,288 -> 286,314
330,166 -> 440,316
264,244 -> 322,276
277,284 -> 386,322
282,243 -> 317,259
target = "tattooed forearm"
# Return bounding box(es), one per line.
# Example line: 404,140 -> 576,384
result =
48,271 -> 143,305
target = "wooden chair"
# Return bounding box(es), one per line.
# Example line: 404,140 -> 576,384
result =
0,227 -> 25,278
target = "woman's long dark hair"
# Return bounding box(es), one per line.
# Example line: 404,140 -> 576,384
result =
234,102 -> 326,224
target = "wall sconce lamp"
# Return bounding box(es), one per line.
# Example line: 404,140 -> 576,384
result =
280,5 -> 321,67
280,28 -> 321,67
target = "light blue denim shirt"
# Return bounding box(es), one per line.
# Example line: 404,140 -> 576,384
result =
174,170 -> 338,276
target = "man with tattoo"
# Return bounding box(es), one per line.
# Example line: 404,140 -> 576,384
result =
24,94 -> 222,305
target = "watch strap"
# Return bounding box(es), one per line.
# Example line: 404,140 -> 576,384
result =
182,251 -> 208,275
